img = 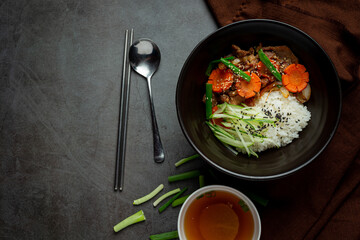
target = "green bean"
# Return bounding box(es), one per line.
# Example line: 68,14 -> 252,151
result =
205,56 -> 235,76
205,83 -> 213,120
258,49 -> 282,81
220,58 -> 251,82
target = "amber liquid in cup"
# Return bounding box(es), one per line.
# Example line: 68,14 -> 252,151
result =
184,190 -> 254,240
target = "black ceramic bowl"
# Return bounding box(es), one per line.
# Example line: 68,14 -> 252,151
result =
176,19 -> 342,180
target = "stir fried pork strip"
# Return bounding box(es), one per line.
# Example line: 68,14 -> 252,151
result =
231,45 -> 258,71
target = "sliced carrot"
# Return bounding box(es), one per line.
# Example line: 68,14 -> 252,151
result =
208,68 -> 234,93
282,64 -> 309,93
235,72 -> 261,99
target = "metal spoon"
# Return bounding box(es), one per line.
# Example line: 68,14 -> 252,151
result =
129,38 -> 165,163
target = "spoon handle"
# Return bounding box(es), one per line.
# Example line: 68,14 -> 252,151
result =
147,76 -> 165,163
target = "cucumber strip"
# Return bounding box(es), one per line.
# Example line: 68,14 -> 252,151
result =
242,119 -> 256,130
249,148 -> 259,158
207,100 -> 277,157
211,113 -> 241,120
217,102 -> 228,112
227,105 -> 258,116
223,143 -> 239,155
218,122 -> 265,140
213,129 -> 237,141
215,135 -> 244,148
225,129 -> 266,141
251,118 -> 276,124
224,103 -> 245,110
215,135 -> 253,149
241,123 -> 255,142
235,127 -> 250,156
220,122 -> 233,128
207,122 -> 234,139
213,107 -> 222,115
210,122 -> 235,139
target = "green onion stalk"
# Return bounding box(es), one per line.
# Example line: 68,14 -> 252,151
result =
168,170 -> 201,182
113,210 -> 146,232
149,230 -> 179,240
153,188 -> 181,207
133,184 -> 164,205
158,187 -> 188,213
175,154 -> 200,167
171,195 -> 190,207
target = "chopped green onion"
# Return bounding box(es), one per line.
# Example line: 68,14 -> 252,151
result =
133,184 -> 164,205
149,230 -> 179,240
205,83 -> 213,120
258,49 -> 282,81
171,194 -> 190,207
220,58 -> 251,82
205,56 -> 235,76
199,175 -> 205,188
175,154 -> 200,167
113,210 -> 146,232
153,188 -> 181,207
168,170 -> 201,183
158,187 -> 188,213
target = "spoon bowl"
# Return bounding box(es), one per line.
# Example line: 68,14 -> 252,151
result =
129,38 -> 165,163
129,39 -> 161,78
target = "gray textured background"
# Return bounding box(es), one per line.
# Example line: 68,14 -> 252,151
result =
0,0 -> 218,239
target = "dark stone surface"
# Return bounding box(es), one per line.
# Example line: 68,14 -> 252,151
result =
0,0 -> 217,239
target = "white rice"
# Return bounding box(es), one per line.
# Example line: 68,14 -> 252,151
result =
243,91 -> 311,153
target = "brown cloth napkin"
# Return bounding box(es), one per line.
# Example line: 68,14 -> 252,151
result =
205,0 -> 360,239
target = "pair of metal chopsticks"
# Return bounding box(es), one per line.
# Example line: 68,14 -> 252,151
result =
114,29 -> 134,191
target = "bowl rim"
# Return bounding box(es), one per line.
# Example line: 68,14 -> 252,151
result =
177,185 -> 261,240
176,19 -> 342,180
